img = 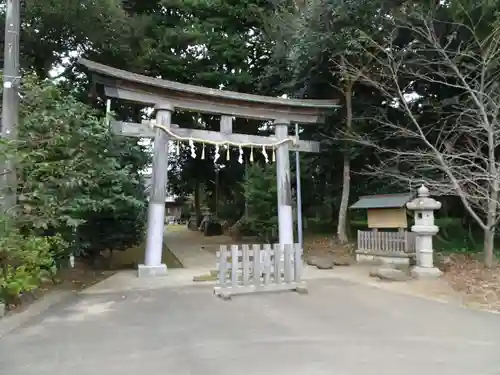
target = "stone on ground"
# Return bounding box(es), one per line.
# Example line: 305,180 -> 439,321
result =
333,259 -> 351,266
369,266 -> 411,281
435,254 -> 453,271
315,257 -> 335,270
410,266 -> 443,279
306,255 -> 319,266
307,255 -> 349,269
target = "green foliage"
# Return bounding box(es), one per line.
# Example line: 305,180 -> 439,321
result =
242,164 -> 278,242
0,74 -> 148,303
137,0 -> 278,207
304,217 -> 335,234
0,218 -> 67,304
214,197 -> 242,221
4,0 -> 283,238
0,0 -> 135,79
0,73 -> 148,303
13,75 -> 149,256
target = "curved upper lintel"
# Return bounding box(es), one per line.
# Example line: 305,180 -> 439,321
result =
78,58 -> 340,124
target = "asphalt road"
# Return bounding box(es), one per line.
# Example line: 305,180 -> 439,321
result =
1,278 -> 500,375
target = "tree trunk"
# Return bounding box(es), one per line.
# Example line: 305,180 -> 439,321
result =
484,187 -> 497,268
337,154 -> 350,243
484,132 -> 498,268
336,79 -> 353,244
483,227 -> 495,268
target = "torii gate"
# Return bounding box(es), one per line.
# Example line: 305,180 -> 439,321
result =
79,59 -> 338,278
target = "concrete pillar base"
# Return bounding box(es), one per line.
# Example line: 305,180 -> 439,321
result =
410,266 -> 443,280
137,264 -> 168,278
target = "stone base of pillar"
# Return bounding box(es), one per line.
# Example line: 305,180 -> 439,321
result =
137,264 -> 168,278
410,266 -> 443,279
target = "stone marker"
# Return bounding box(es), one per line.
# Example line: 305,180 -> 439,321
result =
315,257 -> 335,270
0,302 -> 5,318
306,256 -> 319,266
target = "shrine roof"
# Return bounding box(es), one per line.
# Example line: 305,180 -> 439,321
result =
350,193 -> 414,209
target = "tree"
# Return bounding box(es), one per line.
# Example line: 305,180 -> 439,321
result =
266,0 -> 385,240
139,0 -> 279,214
344,1 -> 500,266
0,0 -> 137,79
11,74 -> 149,258
242,163 -> 279,242
0,72 -> 149,303
3,0 -> 280,232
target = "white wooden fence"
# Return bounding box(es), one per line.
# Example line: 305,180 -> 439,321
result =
214,243 -> 306,299
357,230 -> 416,254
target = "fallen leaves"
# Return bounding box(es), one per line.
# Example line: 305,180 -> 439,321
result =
439,253 -> 500,311
303,235 -> 355,264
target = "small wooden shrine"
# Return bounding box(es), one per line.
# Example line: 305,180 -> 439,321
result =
350,193 -> 416,264
350,193 -> 413,229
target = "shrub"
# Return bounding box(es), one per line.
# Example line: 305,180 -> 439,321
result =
0,218 -> 67,304
10,74 -> 148,260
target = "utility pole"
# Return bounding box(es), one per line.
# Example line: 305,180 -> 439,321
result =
1,0 -> 21,213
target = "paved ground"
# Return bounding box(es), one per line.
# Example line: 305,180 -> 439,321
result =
2,278 -> 500,375
164,225 -> 255,268
164,225 -> 220,268
79,264 -> 464,307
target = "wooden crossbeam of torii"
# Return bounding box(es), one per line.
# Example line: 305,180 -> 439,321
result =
110,120 -> 321,154
78,58 -> 339,279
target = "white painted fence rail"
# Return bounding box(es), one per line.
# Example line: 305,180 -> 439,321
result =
357,230 -> 416,253
214,243 -> 307,299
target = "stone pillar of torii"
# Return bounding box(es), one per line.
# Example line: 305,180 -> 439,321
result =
125,105 -> 316,277
77,58 -> 338,278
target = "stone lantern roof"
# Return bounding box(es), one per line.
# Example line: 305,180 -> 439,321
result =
406,185 -> 442,211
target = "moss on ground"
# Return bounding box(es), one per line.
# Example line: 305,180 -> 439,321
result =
111,242 -> 183,269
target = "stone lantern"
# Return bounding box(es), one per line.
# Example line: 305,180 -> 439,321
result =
406,185 -> 443,279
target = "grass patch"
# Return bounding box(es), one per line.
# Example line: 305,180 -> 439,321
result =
434,227 -> 500,258
166,223 -> 189,232
193,273 -> 218,282
111,242 -> 183,269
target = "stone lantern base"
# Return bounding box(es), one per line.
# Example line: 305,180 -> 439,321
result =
410,266 -> 443,279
